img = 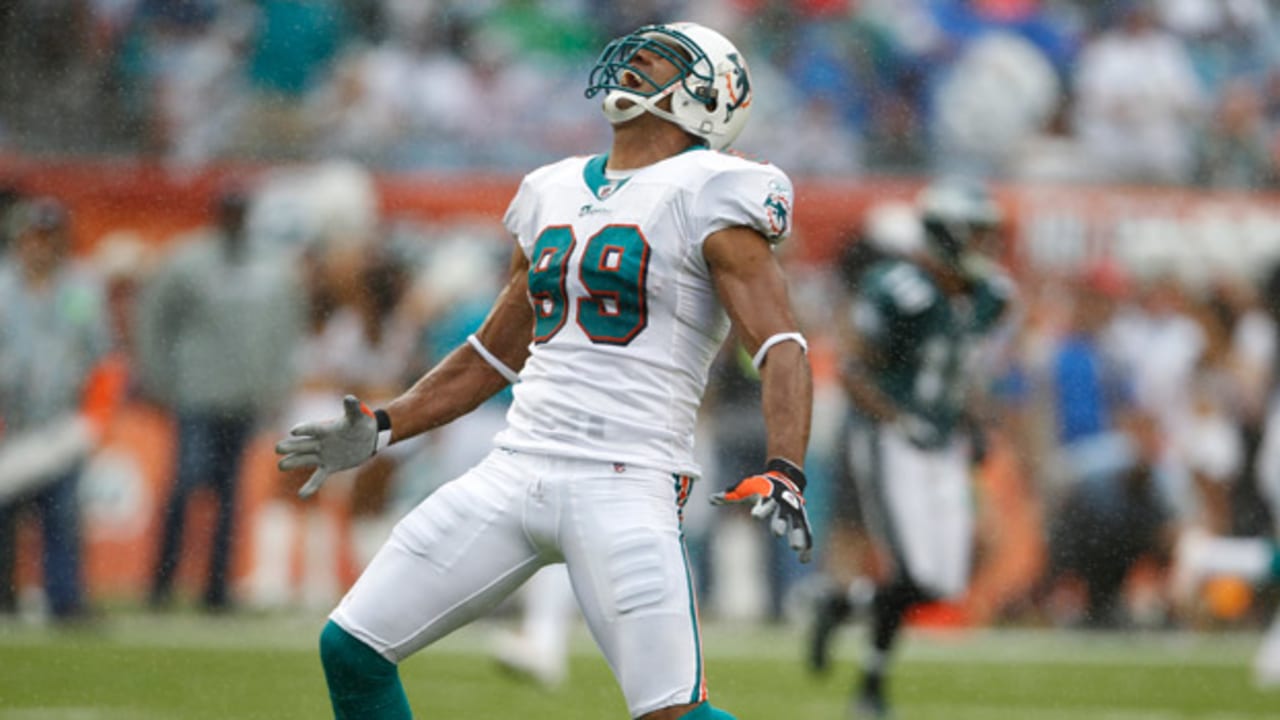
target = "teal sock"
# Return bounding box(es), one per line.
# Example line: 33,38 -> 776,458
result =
680,701 -> 738,720
319,620 -> 412,720
1270,542 -> 1280,581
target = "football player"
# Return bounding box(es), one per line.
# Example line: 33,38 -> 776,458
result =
276,22 -> 814,720
810,178 -> 1014,718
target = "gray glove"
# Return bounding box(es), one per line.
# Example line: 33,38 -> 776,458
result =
275,395 -> 377,498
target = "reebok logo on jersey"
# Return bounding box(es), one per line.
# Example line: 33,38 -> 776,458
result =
579,204 -> 610,217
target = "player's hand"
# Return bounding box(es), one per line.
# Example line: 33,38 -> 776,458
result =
275,395 -> 378,498
710,457 -> 813,563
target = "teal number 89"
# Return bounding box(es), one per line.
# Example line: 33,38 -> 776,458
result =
528,224 -> 650,345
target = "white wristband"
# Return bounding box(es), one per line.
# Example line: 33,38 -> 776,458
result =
752,332 -> 808,370
467,333 -> 520,384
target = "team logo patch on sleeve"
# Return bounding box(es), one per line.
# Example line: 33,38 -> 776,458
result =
764,185 -> 792,239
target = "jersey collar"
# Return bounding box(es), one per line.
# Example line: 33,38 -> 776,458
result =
583,146 -> 708,201
583,154 -> 629,200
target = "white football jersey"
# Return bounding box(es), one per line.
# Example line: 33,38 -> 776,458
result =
493,149 -> 794,477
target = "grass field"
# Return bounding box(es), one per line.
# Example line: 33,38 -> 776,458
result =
1,610 -> 1277,719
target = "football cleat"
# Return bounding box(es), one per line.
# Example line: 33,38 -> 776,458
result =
808,591 -> 852,675
850,696 -> 893,720
850,670 -> 893,720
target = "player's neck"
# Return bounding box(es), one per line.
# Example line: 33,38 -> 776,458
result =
916,255 -> 967,295
608,119 -> 701,171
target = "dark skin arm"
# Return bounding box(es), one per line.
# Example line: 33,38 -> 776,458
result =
704,226 -> 812,467
641,226 -> 813,720
839,324 -> 901,424
382,247 -> 533,441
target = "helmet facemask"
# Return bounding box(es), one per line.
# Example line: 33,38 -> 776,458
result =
917,179 -> 1003,269
585,23 -> 751,151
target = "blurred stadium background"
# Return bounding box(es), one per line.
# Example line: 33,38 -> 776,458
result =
3,0 -> 1280,717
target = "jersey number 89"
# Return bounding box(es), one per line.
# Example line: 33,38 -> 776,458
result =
529,224 -> 650,345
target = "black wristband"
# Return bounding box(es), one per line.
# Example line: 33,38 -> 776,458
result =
766,457 -> 806,492
373,409 -> 393,453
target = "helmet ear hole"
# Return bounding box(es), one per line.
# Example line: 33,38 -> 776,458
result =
694,86 -> 718,111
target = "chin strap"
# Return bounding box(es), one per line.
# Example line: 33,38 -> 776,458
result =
601,84 -> 685,130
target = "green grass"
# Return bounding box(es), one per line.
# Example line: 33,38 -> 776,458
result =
0,612 -> 1276,719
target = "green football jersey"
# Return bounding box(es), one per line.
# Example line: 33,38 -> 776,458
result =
851,258 -> 1010,446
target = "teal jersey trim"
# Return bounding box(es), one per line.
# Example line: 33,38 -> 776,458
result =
673,474 -> 694,527
680,701 -> 739,719
1270,541 -> 1280,581
582,154 -> 629,200
582,146 -> 710,200
680,537 -> 706,705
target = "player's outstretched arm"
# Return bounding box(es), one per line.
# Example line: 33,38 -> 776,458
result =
275,248 -> 534,497
383,247 -> 533,440
704,226 -> 815,561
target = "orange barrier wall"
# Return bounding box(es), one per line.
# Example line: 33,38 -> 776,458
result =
8,156 -> 1280,273
2,157 -> 914,263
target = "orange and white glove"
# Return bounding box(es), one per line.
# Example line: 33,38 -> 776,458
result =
711,457 -> 814,563
275,395 -> 391,498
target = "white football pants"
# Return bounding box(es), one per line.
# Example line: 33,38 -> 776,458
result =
850,421 -> 974,599
331,448 -> 706,717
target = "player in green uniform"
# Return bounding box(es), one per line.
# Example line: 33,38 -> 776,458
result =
810,179 -> 1014,719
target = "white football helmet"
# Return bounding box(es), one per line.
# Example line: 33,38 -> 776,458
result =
916,177 -> 1002,264
585,22 -> 752,151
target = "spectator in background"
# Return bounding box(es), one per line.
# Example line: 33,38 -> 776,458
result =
247,245 -> 344,611
236,0 -> 347,159
931,30 -> 1060,177
0,186 -> 23,254
322,247 -> 425,571
1197,79 -> 1274,189
1228,266 -> 1280,537
138,186 -> 303,613
1121,277 -> 1207,480
1159,0 -> 1271,95
0,198 -> 114,622
1072,0 -> 1205,184
1044,265 -> 1173,627
150,4 -> 253,166
1168,294 -> 1245,535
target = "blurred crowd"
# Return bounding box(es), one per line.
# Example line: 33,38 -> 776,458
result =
6,0 -> 1280,186
0,162 -> 1277,635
